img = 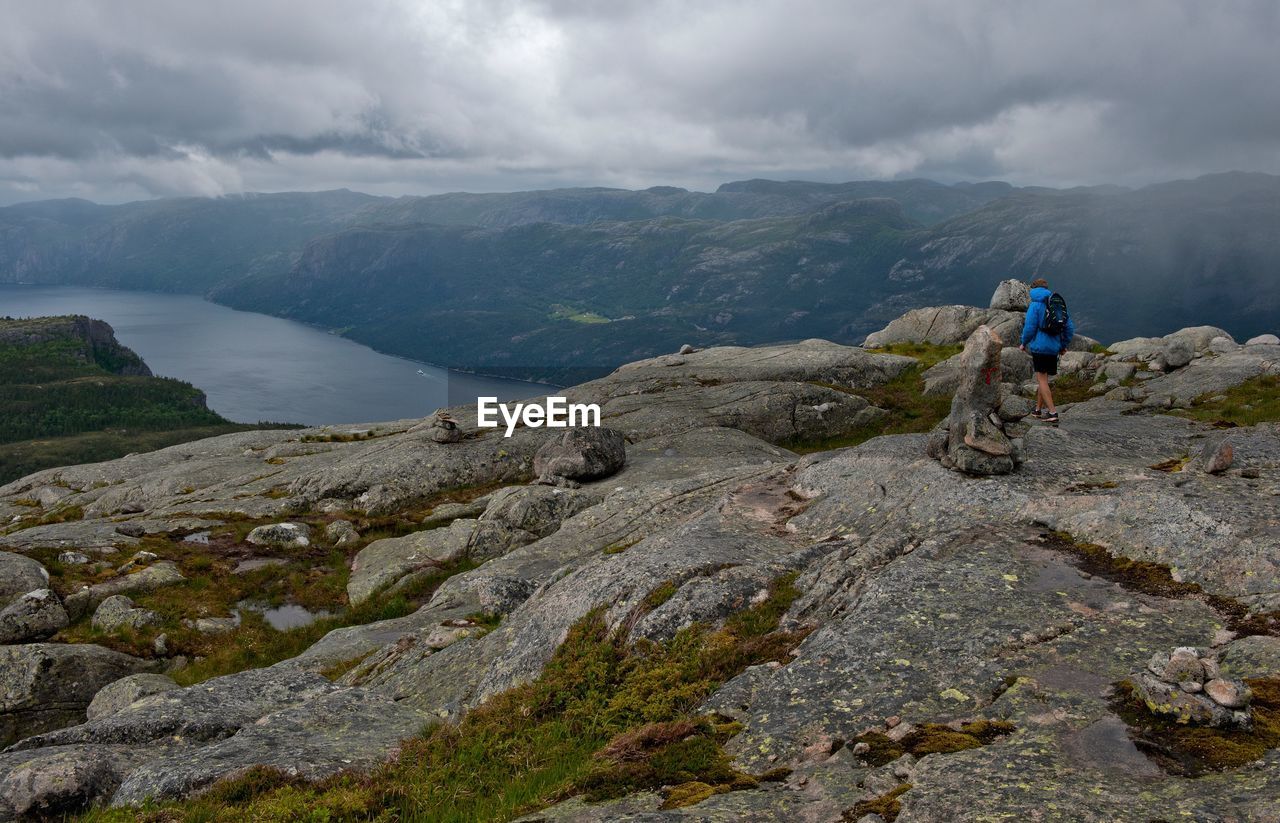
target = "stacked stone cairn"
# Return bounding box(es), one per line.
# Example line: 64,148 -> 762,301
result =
425,410 -> 463,443
928,324 -> 1031,475
1131,646 -> 1253,728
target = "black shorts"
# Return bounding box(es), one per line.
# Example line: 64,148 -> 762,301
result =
1031,352 -> 1059,376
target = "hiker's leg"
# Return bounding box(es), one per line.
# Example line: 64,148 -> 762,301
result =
1037,372 -> 1057,414
1034,378 -> 1047,411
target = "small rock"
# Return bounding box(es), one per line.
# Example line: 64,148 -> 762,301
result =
92,595 -> 162,632
245,522 -> 311,549
1204,678 -> 1251,709
153,633 -> 168,655
324,519 -> 360,547
1200,441 -> 1234,475
678,343 -> 697,355
852,741 -> 871,756
892,763 -> 913,780
116,550 -> 159,574
185,615 -> 240,634
182,531 -> 211,545
114,523 -> 146,538
996,394 -> 1034,422
1241,467 -> 1261,479
1180,680 -> 1203,694
1245,333 -> 1279,346
885,715 -> 901,729
1148,648 -> 1204,683
58,551 -> 91,565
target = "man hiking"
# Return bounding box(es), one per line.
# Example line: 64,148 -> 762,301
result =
1019,277 -> 1075,426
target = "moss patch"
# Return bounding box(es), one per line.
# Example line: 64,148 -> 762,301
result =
851,720 -> 1016,767
1042,532 -> 1280,638
845,782 -> 912,822
1112,677 -> 1280,776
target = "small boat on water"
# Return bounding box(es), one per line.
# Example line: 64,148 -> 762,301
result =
416,369 -> 426,376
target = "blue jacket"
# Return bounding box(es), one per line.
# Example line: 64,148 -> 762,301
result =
1021,286 -> 1075,355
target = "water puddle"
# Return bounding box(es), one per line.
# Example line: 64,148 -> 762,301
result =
236,600 -> 333,630
1062,715 -> 1163,778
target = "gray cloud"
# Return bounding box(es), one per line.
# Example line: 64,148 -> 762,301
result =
1,0 -> 1278,204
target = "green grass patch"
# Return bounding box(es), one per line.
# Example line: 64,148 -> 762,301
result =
1171,375 -> 1280,427
95,573 -> 811,821
550,304 -> 612,324
869,342 -> 963,369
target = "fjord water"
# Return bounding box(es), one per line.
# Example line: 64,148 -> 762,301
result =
0,285 -> 545,425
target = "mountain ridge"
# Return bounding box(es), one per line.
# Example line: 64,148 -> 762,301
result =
3,172 -> 1279,381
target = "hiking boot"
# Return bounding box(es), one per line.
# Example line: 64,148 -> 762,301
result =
1043,412 -> 1059,426
1031,407 -> 1045,419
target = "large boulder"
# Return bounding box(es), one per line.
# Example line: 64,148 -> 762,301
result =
989,279 -> 1031,311
928,326 -> 1018,475
0,551 -> 49,605
1166,325 -> 1234,352
1247,333 -> 1280,346
533,427 -> 627,483
86,672 -> 180,721
0,643 -> 156,747
0,589 -> 69,644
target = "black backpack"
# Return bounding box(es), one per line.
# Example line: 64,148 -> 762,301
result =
1041,292 -> 1069,335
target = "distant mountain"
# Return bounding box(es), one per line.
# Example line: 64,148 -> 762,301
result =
0,189 -> 379,293
360,177 -> 1013,228
1,173 -> 1277,381
0,177 -> 1018,294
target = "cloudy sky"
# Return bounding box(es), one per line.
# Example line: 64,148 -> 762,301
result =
2,0 -> 1278,204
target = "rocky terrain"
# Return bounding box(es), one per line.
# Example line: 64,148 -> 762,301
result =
0,283 -> 1278,820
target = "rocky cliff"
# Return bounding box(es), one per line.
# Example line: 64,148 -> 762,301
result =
0,296 -> 1278,820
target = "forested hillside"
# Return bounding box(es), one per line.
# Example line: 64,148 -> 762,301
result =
0,316 -> 294,482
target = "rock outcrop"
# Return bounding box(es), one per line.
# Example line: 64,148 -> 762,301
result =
0,644 -> 156,747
